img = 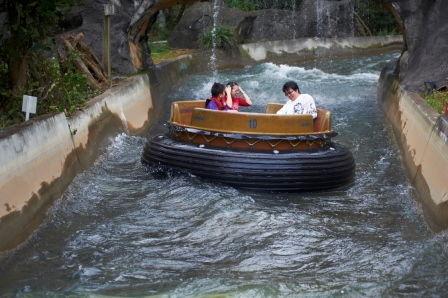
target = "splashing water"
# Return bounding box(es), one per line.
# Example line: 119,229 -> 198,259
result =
119,107 -> 129,135
208,0 -> 222,79
1,52 -> 448,297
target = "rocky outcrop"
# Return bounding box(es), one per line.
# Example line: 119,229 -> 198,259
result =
371,0 -> 448,92
61,0 -> 448,92
168,2 -> 258,48
61,0 -> 201,77
169,0 -> 355,48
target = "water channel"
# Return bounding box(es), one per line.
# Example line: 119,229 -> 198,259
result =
1,52 -> 448,297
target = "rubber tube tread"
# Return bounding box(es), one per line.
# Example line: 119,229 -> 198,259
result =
142,134 -> 355,191
143,136 -> 354,176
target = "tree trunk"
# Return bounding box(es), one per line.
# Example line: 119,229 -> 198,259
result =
354,12 -> 372,36
9,49 -> 29,93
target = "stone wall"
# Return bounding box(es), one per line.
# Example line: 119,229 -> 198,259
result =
0,76 -> 155,251
370,0 -> 448,92
168,0 -> 355,49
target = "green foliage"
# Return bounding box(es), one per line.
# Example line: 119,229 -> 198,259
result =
0,49 -> 98,128
148,23 -> 171,42
377,27 -> 398,36
0,0 -> 78,54
421,91 -> 448,115
197,25 -> 237,50
149,42 -> 171,57
225,0 -> 302,11
148,5 -> 189,42
354,1 -> 399,36
0,0 -> 83,91
0,62 -> 24,126
255,0 -> 303,10
225,0 -> 257,11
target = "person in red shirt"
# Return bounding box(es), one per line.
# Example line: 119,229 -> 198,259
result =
225,82 -> 252,112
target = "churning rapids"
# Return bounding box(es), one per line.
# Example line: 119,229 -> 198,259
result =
1,52 -> 448,297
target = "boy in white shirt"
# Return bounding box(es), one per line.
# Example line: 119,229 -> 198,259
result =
276,81 -> 317,119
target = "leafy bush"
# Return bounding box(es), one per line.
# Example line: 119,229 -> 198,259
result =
225,0 -> 302,11
148,23 -> 171,42
354,1 -> 399,36
255,0 -> 303,10
197,25 -> 237,50
0,49 -> 99,128
0,0 -> 81,92
421,91 -> 448,115
148,5 -> 189,42
377,27 -> 398,36
225,0 -> 257,11
0,61 -> 27,126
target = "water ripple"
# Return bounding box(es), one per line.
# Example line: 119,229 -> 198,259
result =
1,53 -> 447,298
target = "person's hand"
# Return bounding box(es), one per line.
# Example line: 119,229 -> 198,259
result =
225,85 -> 232,95
239,87 -> 252,105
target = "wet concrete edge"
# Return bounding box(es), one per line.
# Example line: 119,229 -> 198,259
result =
378,66 -> 448,232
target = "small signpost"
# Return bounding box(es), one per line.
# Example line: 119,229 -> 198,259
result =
102,4 -> 116,77
22,95 -> 37,121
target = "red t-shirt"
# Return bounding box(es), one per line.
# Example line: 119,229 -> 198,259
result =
226,97 -> 251,111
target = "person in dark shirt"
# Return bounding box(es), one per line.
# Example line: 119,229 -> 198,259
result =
205,82 -> 232,110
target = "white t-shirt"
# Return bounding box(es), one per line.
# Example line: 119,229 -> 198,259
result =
276,94 -> 317,119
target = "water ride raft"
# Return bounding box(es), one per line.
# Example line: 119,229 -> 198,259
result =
142,100 -> 355,192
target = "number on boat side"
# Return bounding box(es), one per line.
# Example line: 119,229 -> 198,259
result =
249,119 -> 258,129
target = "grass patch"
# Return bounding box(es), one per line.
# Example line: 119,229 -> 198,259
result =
149,43 -> 198,64
421,91 -> 448,114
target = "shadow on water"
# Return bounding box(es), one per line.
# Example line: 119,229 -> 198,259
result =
1,52 -> 448,297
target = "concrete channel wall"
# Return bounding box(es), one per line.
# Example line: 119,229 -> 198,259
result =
378,68 -> 448,232
0,35 -> 405,251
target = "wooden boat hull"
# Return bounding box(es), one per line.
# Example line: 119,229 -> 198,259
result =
142,134 -> 355,192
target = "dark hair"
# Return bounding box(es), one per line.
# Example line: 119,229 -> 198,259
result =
226,82 -> 239,88
211,82 -> 225,97
282,81 -> 300,93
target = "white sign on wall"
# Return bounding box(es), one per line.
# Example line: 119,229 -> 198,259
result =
22,95 -> 37,121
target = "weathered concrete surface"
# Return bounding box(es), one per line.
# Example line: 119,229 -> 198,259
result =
0,75 -> 154,251
0,36 -> 409,251
0,114 -> 81,252
378,64 -> 448,232
241,35 -> 402,62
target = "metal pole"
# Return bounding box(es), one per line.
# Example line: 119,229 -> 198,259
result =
102,4 -> 115,78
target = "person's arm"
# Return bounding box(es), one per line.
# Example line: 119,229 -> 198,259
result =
276,105 -> 287,114
238,87 -> 252,106
207,101 -> 219,110
276,100 -> 290,114
308,104 -> 317,119
304,95 -> 317,119
224,85 -> 233,108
